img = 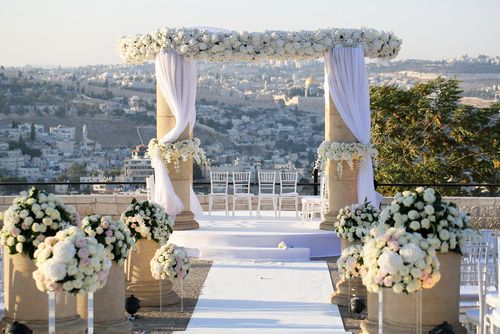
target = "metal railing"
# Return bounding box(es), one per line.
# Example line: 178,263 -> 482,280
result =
0,181 -> 498,196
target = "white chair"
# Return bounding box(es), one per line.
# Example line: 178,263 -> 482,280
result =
278,171 -> 299,217
461,243 -> 491,311
301,176 -> 328,222
464,264 -> 491,334
208,171 -> 229,216
257,171 -> 278,217
146,175 -> 155,201
232,171 -> 253,216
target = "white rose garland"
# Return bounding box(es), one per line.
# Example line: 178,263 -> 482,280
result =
121,198 -> 174,245
0,187 -> 76,259
150,243 -> 190,280
117,27 -> 402,64
81,215 -> 135,265
335,200 -> 379,241
146,138 -> 207,174
315,141 -> 378,177
32,226 -> 111,294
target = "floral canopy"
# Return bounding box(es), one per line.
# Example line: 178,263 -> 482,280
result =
118,27 -> 402,63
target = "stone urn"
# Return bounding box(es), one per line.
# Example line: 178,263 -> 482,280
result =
361,253 -> 464,333
1,250 -> 86,333
381,252 -> 464,333
360,291 -> 381,334
331,239 -> 367,306
124,239 -> 179,307
77,263 -> 132,333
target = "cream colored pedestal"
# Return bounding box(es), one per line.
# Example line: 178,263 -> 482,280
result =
77,263 -> 132,334
157,82 -> 198,231
320,94 -> 358,231
382,253 -> 465,334
125,239 -> 179,307
1,250 -> 86,333
331,239 -> 367,306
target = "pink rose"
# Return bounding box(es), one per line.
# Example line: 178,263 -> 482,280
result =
78,248 -> 89,259
80,257 -> 90,266
102,221 -> 110,229
21,223 -> 30,230
75,238 -> 86,248
131,223 -> 137,228
11,228 -> 21,237
105,230 -> 113,237
387,240 -> 400,251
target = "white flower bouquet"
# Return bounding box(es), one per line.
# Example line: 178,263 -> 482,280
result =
32,226 -> 112,294
120,198 -> 174,244
81,215 -> 135,265
315,141 -> 378,177
0,187 -> 76,259
361,226 -> 441,294
150,243 -> 190,280
337,244 -> 364,280
117,27 -> 402,64
146,137 -> 207,174
379,187 -> 475,254
335,200 -> 379,241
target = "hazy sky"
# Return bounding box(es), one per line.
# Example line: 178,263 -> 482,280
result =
1,0 -> 499,66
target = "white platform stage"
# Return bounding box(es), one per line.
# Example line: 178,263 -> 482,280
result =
169,211 -> 341,261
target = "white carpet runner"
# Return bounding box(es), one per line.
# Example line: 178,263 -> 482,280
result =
175,261 -> 349,333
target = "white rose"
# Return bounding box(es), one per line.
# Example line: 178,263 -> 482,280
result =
439,229 -> 450,241
409,221 -> 420,231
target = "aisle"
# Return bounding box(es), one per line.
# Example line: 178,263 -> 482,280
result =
175,261 -> 349,333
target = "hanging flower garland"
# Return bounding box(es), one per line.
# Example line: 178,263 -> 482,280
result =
146,138 -> 207,174
117,27 -> 402,64
315,141 -> 378,177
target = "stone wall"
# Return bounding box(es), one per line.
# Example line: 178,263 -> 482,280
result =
0,195 -> 498,228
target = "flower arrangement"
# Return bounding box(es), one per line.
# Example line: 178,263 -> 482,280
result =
337,244 -> 364,280
150,243 -> 190,280
32,226 -> 112,294
335,200 -> 379,241
361,226 -> 441,294
120,198 -> 174,244
0,187 -> 76,259
81,215 -> 135,265
118,27 -> 402,64
146,137 -> 207,174
378,187 -> 475,254
315,141 -> 378,177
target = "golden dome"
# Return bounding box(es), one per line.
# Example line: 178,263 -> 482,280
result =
305,76 -> 319,88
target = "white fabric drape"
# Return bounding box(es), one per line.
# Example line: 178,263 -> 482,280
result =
324,47 -> 379,206
153,49 -> 203,217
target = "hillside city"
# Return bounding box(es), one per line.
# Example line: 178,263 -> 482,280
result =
1,54 -> 499,194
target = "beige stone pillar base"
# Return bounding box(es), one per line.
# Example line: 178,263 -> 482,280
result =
319,212 -> 336,231
331,239 -> 367,306
382,253 -> 465,334
77,263 -> 132,334
174,210 -> 199,231
2,250 -> 86,333
125,239 -> 179,307
360,291 -> 378,334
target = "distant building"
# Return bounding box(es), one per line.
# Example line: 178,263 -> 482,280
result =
304,76 -> 320,97
124,145 -> 153,182
49,125 -> 76,141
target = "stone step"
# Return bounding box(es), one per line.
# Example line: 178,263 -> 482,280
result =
199,246 -> 310,261
174,329 -> 351,333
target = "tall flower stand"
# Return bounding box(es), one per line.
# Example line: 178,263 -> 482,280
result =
77,263 -> 132,333
381,253 -> 464,334
331,239 -> 367,306
125,239 -> 179,306
0,251 -> 86,333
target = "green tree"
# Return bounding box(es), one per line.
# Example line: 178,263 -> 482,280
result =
371,77 -> 499,196
55,163 -> 87,182
30,123 -> 36,141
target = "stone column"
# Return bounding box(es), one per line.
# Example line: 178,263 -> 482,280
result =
320,93 -> 358,231
360,291 -> 380,334
125,239 -> 179,307
157,83 -> 199,230
322,93 -> 363,306
1,251 -> 86,333
77,263 -> 132,333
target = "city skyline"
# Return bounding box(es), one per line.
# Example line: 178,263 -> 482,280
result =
1,0 -> 500,67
